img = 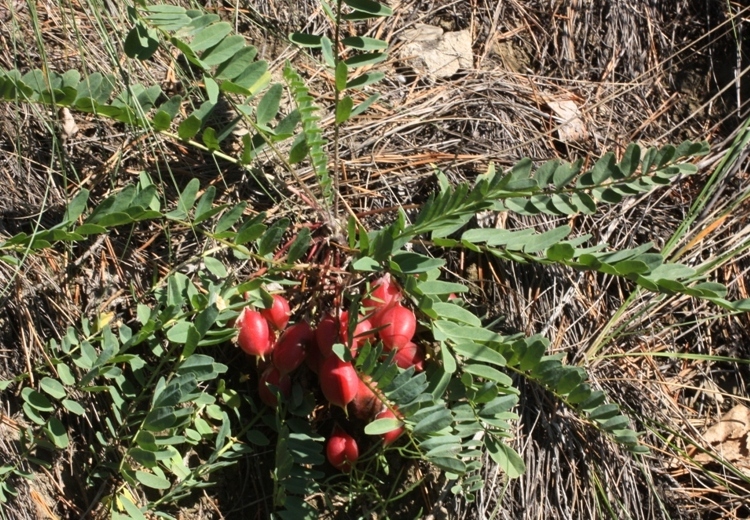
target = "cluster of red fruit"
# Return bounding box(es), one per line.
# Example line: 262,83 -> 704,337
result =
234,274 -> 424,472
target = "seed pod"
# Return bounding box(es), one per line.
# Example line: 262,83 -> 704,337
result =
273,321 -> 313,374
261,294 -> 291,330
339,311 -> 375,356
393,341 -> 425,371
362,274 -> 402,325
326,425 -> 359,472
319,356 -> 359,409
315,314 -> 339,358
236,308 -> 274,359
305,335 -> 324,374
375,407 -> 404,445
348,377 -> 380,420
258,365 -> 291,407
377,304 -> 416,351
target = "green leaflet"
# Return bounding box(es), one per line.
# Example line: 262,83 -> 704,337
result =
343,0 -> 393,16
283,63 -> 332,205
256,83 -> 283,126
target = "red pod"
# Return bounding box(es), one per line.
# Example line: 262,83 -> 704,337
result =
339,311 -> 375,356
319,356 -> 359,409
393,341 -> 426,372
261,294 -> 291,330
362,274 -> 402,323
377,304 -> 416,351
375,407 -> 404,445
348,377 -> 380,420
273,321 -> 313,374
305,335 -> 324,374
326,425 -> 359,472
258,365 -> 291,407
236,308 -> 274,359
315,314 -> 339,358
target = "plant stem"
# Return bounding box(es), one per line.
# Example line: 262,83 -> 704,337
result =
332,0 -> 343,221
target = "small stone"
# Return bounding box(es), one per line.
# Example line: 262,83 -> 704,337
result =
398,24 -> 472,78
546,98 -> 587,143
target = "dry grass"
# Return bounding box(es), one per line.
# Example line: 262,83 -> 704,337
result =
1,0 -> 750,518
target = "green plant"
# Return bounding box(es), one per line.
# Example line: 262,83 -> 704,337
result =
1,0 -> 749,518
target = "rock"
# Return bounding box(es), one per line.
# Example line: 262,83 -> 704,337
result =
693,404 -> 750,477
398,24 -> 472,78
546,98 -> 587,143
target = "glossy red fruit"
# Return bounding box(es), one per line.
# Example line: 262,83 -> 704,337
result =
377,304 -> 416,351
319,356 -> 359,409
315,314 -> 339,358
326,425 -> 359,472
258,366 -> 291,407
375,408 -> 404,445
393,341 -> 425,371
339,311 -> 375,356
261,294 -> 291,330
363,274 -> 402,324
273,321 -> 313,374
348,377 -> 380,420
236,308 -> 274,359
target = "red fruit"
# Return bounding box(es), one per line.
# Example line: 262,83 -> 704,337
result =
348,377 -> 380,420
273,321 -> 313,374
393,341 -> 425,371
363,274 -> 402,324
236,308 -> 274,359
258,366 -> 291,407
339,311 -> 375,356
327,425 -> 359,472
261,294 -> 291,330
377,304 -> 416,351
315,314 -> 339,358
375,408 -> 404,445
319,356 -> 359,409
305,336 -> 324,374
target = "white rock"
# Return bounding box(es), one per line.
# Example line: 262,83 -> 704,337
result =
546,98 -> 587,143
398,24 -> 472,78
